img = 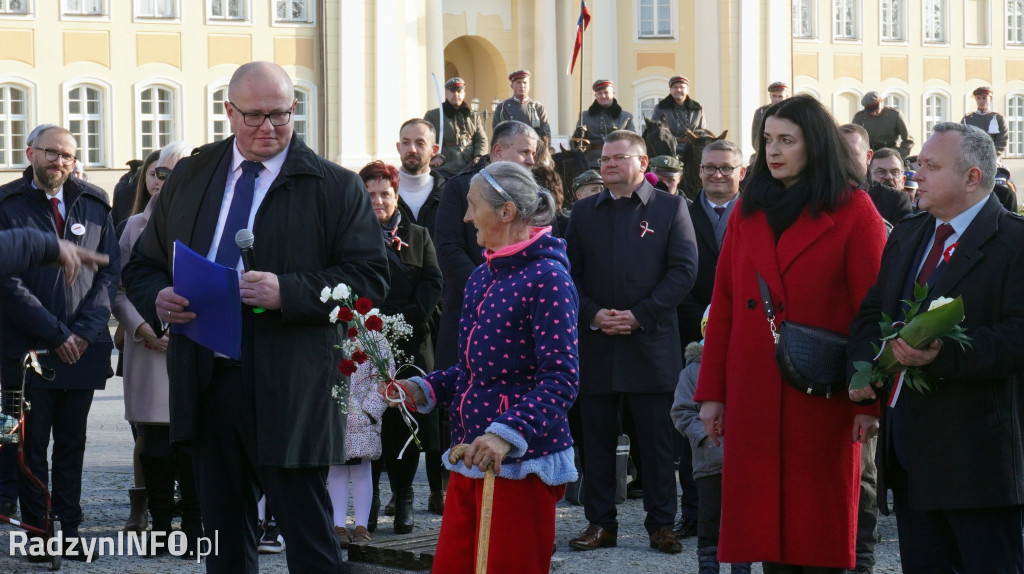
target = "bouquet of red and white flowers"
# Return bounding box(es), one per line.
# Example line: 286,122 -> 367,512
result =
321,283 -> 423,454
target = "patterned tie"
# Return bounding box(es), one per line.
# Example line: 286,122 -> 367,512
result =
50,197 -> 64,238
713,206 -> 725,219
915,223 -> 954,286
214,160 -> 264,268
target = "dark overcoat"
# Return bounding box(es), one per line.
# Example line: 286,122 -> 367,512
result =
677,191 -> 734,347
122,135 -> 389,467
566,181 -> 698,394
849,194 -> 1024,512
694,190 -> 887,568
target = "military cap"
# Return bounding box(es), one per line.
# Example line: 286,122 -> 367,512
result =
126,159 -> 143,170
445,77 -> 466,91
861,91 -> 882,108
768,81 -> 788,92
669,75 -> 689,87
973,86 -> 994,96
509,70 -> 531,82
592,79 -> 614,91
650,155 -> 683,171
572,169 -> 604,193
903,178 -> 918,191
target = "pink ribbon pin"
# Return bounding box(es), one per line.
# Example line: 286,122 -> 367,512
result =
640,220 -> 655,238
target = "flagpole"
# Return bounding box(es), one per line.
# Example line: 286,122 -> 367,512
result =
578,8 -> 584,139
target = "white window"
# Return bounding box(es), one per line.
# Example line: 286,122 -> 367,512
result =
63,0 -> 104,15
136,0 -> 176,18
209,86 -> 230,142
833,0 -> 858,40
66,84 -> 104,166
638,96 -> 659,124
275,0 -> 311,23
880,0 -> 904,41
0,84 -> 29,168
1007,94 -> 1024,157
209,0 -> 245,20
293,87 -> 309,146
923,0 -> 947,43
923,92 -> 949,136
638,0 -> 672,38
793,0 -> 815,39
0,0 -> 30,14
1009,0 -> 1024,44
883,92 -> 908,116
137,85 -> 175,158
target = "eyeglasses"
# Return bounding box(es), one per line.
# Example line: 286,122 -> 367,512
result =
479,169 -> 515,204
597,154 -> 642,166
872,168 -> 904,178
699,164 -> 739,176
153,167 -> 172,181
33,147 -> 76,166
229,102 -> 292,128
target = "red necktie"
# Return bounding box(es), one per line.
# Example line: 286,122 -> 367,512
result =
50,197 -> 64,238
915,223 -> 954,286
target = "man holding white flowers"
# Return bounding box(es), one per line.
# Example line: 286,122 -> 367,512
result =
123,62 -> 388,573
848,122 -> 1024,574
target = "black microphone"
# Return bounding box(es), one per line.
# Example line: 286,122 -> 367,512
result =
234,229 -> 265,314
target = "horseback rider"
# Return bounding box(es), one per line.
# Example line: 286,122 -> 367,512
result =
574,79 -> 636,167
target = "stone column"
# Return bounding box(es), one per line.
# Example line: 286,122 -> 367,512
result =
426,0 -> 445,94
533,0 -> 560,138
337,0 -> 370,167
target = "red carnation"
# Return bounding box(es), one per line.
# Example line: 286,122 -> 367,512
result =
347,327 -> 358,339
365,315 -> 383,332
355,297 -> 374,315
339,359 -> 357,376
337,307 -> 354,322
351,349 -> 369,364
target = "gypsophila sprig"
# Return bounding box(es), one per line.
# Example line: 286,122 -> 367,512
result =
323,283 -> 423,453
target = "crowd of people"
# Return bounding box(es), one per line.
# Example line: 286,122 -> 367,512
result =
0,59 -> 1022,574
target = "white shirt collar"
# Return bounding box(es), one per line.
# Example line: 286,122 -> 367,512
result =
231,140 -> 288,180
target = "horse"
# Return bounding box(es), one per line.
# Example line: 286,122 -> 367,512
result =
551,145 -> 589,210
642,116 -> 677,160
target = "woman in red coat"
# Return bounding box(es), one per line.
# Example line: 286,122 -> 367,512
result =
694,95 -> 886,572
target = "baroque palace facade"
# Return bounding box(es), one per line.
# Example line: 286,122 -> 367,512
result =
0,0 -> 1022,191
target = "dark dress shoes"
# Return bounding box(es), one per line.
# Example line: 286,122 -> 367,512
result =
649,526 -> 683,554
568,524 -> 617,551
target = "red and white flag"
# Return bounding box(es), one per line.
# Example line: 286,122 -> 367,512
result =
567,1 -> 591,75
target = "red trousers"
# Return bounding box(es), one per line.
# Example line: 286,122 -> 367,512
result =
432,471 -> 566,574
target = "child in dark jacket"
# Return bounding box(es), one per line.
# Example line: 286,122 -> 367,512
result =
671,310 -> 751,574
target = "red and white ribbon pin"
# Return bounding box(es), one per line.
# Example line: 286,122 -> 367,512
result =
640,220 -> 655,238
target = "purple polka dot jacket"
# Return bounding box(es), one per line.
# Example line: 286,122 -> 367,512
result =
411,227 -> 580,485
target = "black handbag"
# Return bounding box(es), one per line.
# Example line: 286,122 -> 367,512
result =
757,274 -> 847,397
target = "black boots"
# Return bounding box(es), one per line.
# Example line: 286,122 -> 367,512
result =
393,487 -> 414,534
124,487 -> 149,532
698,546 -> 720,574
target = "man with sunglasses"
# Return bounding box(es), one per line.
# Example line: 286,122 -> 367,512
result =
123,61 -> 387,573
0,125 -> 120,562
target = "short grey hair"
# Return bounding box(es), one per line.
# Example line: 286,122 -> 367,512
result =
158,141 -> 193,165
931,122 -> 996,192
27,124 -> 59,147
492,120 -> 539,148
702,139 -> 741,159
471,161 -> 555,227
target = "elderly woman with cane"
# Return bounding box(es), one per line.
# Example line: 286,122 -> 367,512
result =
387,160 -> 579,573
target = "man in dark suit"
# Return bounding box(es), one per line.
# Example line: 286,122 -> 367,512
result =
672,138 -> 744,539
0,126 -> 120,560
433,120 -> 538,370
123,62 -> 388,573
849,122 -> 1024,573
566,130 -> 698,554
841,124 -> 913,229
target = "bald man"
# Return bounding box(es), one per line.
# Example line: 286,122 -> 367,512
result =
124,61 -> 388,572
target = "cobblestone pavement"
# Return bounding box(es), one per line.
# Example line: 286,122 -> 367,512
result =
0,368 -> 903,573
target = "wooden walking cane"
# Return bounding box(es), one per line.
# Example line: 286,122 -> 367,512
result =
449,443 -> 495,574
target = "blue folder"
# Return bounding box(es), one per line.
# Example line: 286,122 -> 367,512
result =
170,240 -> 242,360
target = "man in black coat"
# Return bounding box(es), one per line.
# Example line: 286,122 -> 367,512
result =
395,118 -> 445,237
849,123 -> 1024,573
123,62 -> 388,573
433,120 -> 538,370
566,130 -> 698,555
673,138 -> 744,538
0,126 -> 119,559
842,124 -> 913,228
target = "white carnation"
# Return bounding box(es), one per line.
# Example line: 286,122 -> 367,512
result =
320,286 -> 332,303
329,306 -> 340,323
332,284 -> 351,301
